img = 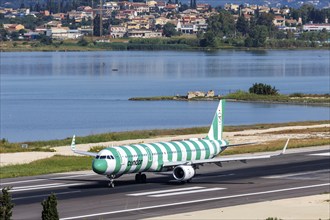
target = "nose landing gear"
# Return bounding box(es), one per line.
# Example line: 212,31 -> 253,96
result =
107,175 -> 116,188
107,173 -> 146,188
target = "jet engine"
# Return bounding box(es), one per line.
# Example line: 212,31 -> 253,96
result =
173,165 -> 195,181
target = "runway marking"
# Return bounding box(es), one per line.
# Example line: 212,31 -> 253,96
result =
194,173 -> 235,180
12,190 -> 81,201
309,152 -> 330,157
263,169 -> 330,179
60,183 -> 330,220
149,187 -> 226,197
0,173 -> 96,186
127,186 -> 204,196
49,173 -> 97,180
9,183 -> 66,189
7,183 -> 88,192
0,179 -> 47,186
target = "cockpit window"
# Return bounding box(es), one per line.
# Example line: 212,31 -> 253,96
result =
96,155 -> 114,160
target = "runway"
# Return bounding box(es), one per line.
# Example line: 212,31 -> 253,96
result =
1,146 -> 329,220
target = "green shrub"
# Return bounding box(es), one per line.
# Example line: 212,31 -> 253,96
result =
289,93 -> 304,97
77,38 -> 88,46
41,193 -> 59,220
0,187 -> 15,220
249,83 -> 279,95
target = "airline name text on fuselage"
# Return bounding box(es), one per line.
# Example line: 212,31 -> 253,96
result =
127,159 -> 143,166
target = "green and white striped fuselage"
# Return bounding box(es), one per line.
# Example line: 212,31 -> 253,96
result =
92,139 -> 228,176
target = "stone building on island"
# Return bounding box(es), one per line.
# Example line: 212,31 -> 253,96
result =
187,90 -> 215,99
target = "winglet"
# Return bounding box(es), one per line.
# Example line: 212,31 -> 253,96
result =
69,135 -> 98,157
71,135 -> 76,152
281,138 -> 290,155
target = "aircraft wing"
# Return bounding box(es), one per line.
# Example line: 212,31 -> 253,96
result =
163,139 -> 289,168
70,135 -> 98,157
73,150 -> 98,157
226,142 -> 259,147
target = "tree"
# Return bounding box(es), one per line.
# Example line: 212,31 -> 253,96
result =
10,31 -> 20,41
0,27 -> 9,41
276,30 -> 286,39
248,25 -> 268,47
249,83 -> 278,95
299,4 -> 315,23
0,187 -> 15,220
41,193 -> 59,220
162,22 -> 178,37
77,37 -> 88,46
318,28 -> 329,42
236,15 -> 249,36
39,35 -> 53,45
256,13 -> 276,37
93,14 -> 100,36
206,11 -> 235,38
257,13 -> 274,26
202,31 -> 221,47
286,30 -> 295,39
201,11 -> 236,47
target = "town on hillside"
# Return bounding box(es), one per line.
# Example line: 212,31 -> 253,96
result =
0,0 -> 329,48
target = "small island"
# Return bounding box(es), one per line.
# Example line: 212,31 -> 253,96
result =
129,90 -> 221,101
129,83 -> 330,106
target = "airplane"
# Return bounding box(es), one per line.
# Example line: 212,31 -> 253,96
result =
71,100 -> 289,188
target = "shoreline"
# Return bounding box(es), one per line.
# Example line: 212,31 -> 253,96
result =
2,41 -> 330,53
129,96 -> 330,107
2,120 -> 329,146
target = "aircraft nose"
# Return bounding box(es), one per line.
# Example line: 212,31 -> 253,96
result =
92,159 -> 108,174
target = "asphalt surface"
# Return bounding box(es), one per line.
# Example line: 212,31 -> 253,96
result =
1,146 -> 329,220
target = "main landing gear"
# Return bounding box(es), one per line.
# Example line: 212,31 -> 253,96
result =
135,172 -> 147,184
107,175 -> 116,188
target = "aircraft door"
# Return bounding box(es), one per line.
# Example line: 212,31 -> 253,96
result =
145,147 -> 153,162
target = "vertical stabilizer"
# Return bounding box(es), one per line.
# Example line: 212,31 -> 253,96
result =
206,100 -> 225,140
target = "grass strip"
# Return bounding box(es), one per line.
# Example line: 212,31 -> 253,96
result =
0,155 -> 93,179
1,120 -> 329,153
259,126 -> 330,135
223,120 -> 330,132
221,138 -> 330,155
224,91 -> 330,105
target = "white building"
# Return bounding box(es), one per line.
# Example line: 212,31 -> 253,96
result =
46,28 -> 83,39
303,24 -> 330,32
